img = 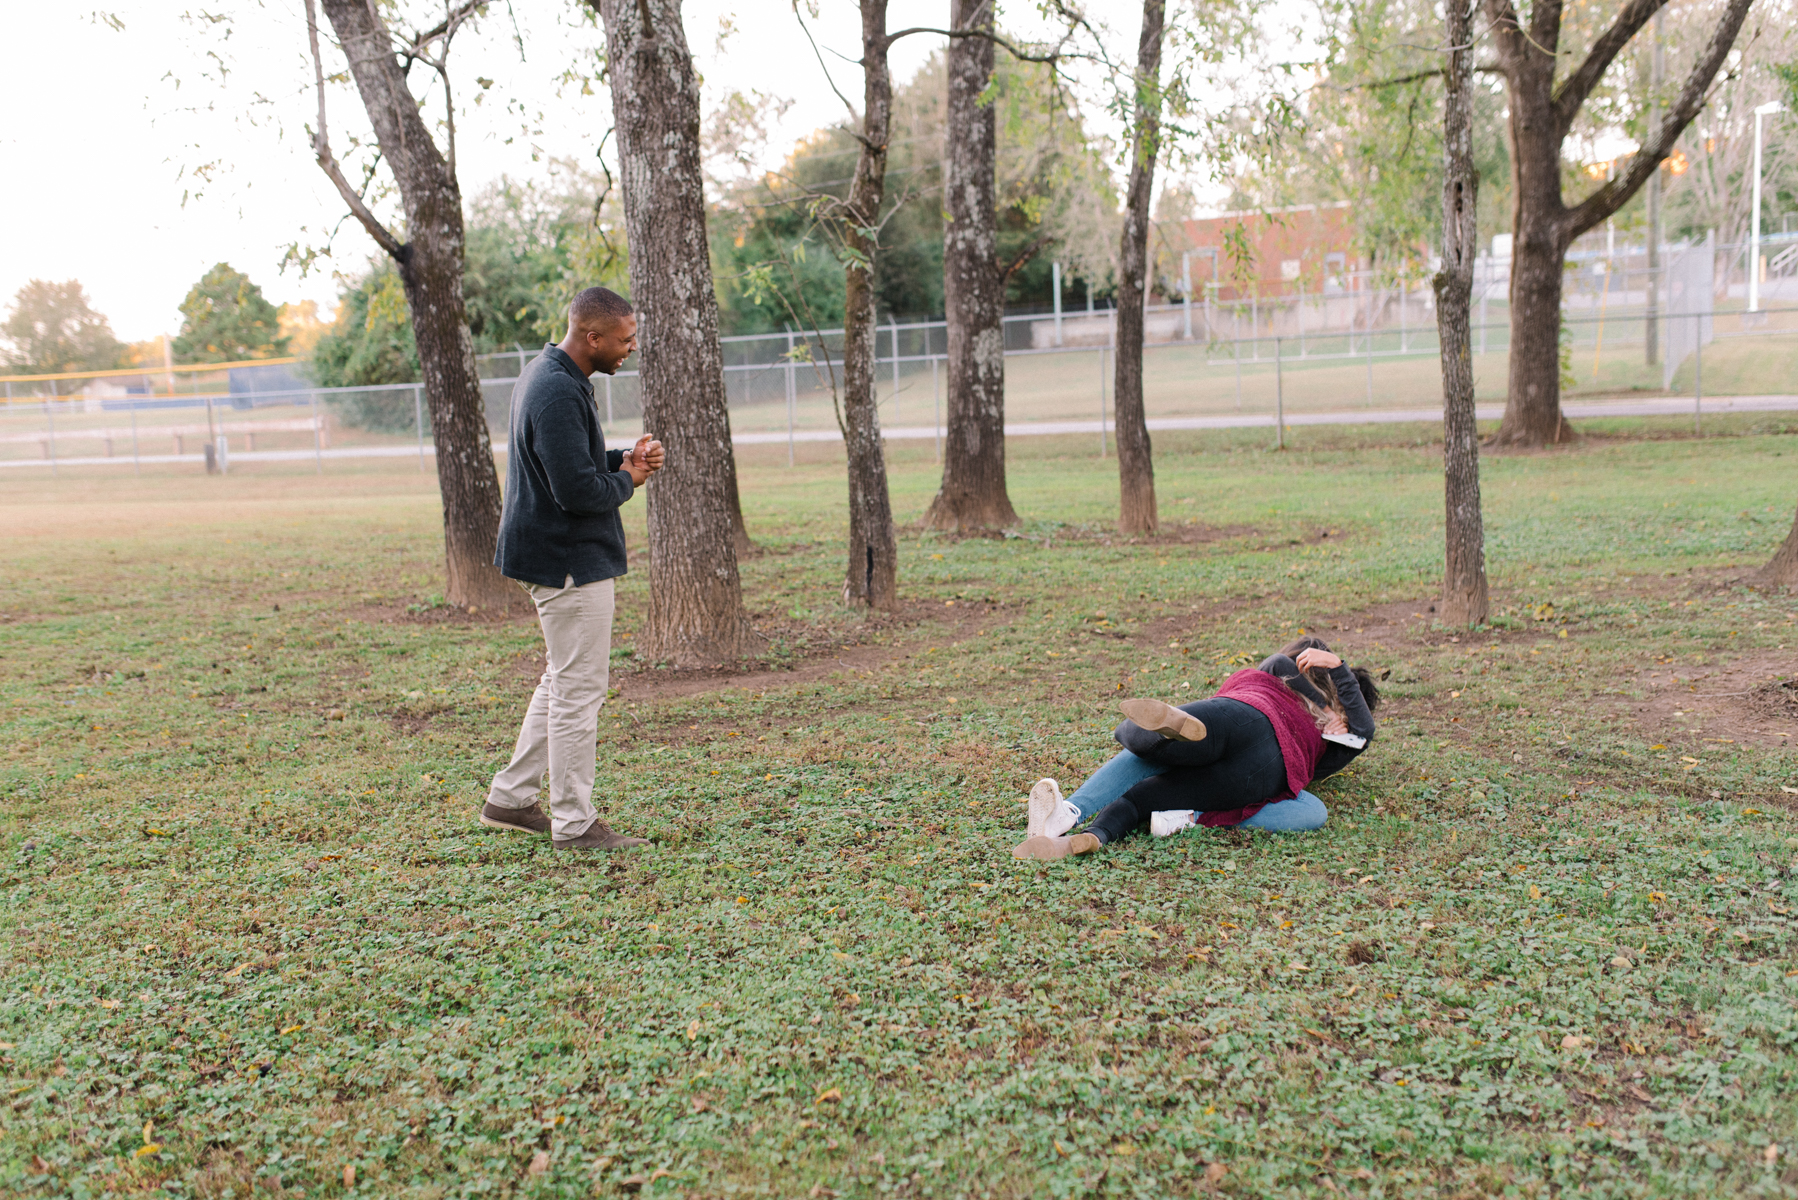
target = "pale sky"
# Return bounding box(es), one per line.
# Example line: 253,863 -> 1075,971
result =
1,1 -> 1119,345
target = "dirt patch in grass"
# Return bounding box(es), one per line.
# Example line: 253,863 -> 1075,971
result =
605,598 -> 1018,704
1624,656 -> 1798,750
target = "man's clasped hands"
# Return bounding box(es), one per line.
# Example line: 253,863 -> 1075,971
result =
621,434 -> 666,486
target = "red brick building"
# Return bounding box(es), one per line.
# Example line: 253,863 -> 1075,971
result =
1175,202 -> 1358,299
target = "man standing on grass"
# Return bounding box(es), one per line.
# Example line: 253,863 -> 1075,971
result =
480,286 -> 663,851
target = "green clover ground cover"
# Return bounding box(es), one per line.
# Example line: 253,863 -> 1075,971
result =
3,419 -> 1797,1199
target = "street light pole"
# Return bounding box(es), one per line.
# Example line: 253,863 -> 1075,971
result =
1749,100 -> 1785,314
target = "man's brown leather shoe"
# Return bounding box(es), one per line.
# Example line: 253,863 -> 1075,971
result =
553,821 -> 649,851
479,801 -> 551,835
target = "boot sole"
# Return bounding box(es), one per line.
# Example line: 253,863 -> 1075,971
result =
1119,698 -> 1207,742
1012,833 -> 1101,861
479,812 -> 549,835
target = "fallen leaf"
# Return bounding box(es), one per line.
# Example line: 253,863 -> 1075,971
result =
1782,786 -> 1798,796
686,1019 -> 700,1041
31,1155 -> 50,1174
527,1150 -> 549,1176
224,963 -> 251,979
134,1144 -> 161,1158
1649,891 -> 1666,902
1766,1144 -> 1781,1166
1205,1161 -> 1228,1183
815,1087 -> 842,1104
98,999 -> 119,1010
1609,956 -> 1632,970
1053,1140 -> 1069,1157
619,1175 -> 646,1192
343,1164 -> 356,1187
280,1024 -> 305,1035
1528,884 -> 1542,900
1561,1034 -> 1587,1050
1111,1140 -> 1136,1156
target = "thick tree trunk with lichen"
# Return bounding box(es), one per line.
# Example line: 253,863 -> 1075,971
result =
592,0 -> 751,663
319,0 -> 513,610
1483,0 -> 1755,448
1762,509 -> 1798,587
923,0 -> 1017,532
837,0 -> 899,608
1435,0 -> 1490,626
1113,0 -> 1164,535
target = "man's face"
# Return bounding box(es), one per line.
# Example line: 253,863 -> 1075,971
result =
584,313 -> 639,375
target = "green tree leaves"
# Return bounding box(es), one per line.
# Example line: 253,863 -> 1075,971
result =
172,263 -> 290,364
0,279 -> 125,374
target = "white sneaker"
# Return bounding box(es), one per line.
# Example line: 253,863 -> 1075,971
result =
1044,798 -> 1081,839
1026,778 -> 1064,839
1150,809 -> 1197,838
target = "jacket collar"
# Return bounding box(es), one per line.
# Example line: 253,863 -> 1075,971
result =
540,344 -> 592,396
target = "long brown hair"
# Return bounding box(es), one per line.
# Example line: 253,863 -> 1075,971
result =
1277,636 -> 1382,713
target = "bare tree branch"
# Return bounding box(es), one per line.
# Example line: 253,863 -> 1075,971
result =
1564,0 -> 1754,237
999,231 -> 1056,282
1552,0 -> 1665,137
305,0 -> 405,259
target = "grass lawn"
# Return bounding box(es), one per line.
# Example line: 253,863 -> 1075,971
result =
3,418 -> 1797,1199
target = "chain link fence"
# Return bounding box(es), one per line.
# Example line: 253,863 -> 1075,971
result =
5,243 -> 1797,475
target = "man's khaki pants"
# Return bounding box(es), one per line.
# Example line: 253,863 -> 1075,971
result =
486,576 -> 614,838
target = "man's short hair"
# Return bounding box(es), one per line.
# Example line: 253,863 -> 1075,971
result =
570,286 -> 633,331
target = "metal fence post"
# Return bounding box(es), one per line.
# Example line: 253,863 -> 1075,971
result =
890,318 -> 900,417
931,353 -> 941,461
1366,312 -> 1374,407
1694,333 -> 1702,435
1275,336 -> 1285,450
784,329 -> 796,467
1234,333 -> 1243,411
1479,278 -> 1488,355
311,392 -> 324,473
1297,285 -> 1305,356
1052,262 -> 1063,345
1098,346 -> 1108,457
1182,251 -> 1192,340
44,394 -> 58,476
414,384 -> 426,471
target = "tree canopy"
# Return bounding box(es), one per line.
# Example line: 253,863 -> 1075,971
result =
172,263 -> 290,363
1,280 -> 125,375
708,48 -> 1119,334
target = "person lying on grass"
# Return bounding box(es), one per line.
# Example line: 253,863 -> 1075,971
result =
1014,636 -> 1381,860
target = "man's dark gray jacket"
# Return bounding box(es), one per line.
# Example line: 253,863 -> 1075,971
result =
494,344 -> 635,588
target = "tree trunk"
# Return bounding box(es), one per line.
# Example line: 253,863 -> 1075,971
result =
922,0 -> 1018,532
839,0 -> 899,609
1483,0 -> 1755,448
1761,508 -> 1798,588
1113,0 -> 1164,535
1435,0 -> 1490,627
318,0 -> 514,610
1490,28 -> 1577,448
1495,205 -> 1578,445
593,0 -> 752,663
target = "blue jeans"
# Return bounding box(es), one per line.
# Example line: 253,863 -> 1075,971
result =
1066,749 -> 1328,832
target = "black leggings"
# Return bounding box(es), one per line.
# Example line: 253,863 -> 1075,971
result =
1088,698 -> 1287,844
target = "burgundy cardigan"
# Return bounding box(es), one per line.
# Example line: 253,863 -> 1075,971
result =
1195,669 -> 1325,828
